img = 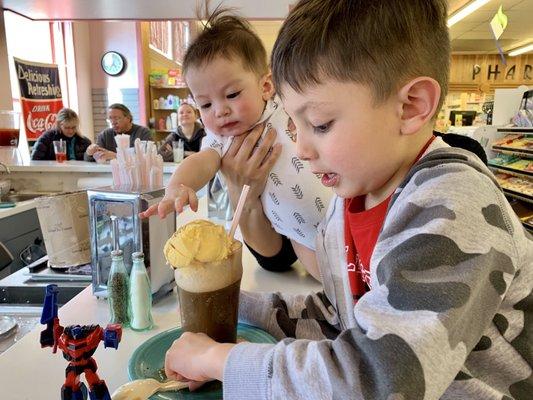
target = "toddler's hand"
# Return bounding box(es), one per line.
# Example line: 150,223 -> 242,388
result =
171,184 -> 199,214
139,184 -> 198,219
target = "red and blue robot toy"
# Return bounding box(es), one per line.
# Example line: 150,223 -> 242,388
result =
40,284 -> 122,400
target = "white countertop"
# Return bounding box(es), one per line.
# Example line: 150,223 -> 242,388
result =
0,198 -> 37,219
4,160 -> 178,174
0,248 -> 322,399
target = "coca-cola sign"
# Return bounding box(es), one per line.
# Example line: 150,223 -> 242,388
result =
14,57 -> 63,140
25,108 -> 58,134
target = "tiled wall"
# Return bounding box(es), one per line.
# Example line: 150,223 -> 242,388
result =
91,88 -> 140,137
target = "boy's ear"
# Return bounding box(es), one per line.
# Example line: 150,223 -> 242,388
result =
261,72 -> 275,101
397,77 -> 441,135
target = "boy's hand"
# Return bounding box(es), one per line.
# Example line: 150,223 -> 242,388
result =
164,332 -> 235,388
139,184 -> 198,219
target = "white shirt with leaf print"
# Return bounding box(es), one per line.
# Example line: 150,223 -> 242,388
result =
201,95 -> 332,250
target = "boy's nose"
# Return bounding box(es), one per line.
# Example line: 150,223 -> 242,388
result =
295,134 -> 316,161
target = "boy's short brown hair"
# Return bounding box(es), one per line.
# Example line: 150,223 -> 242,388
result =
272,0 -> 450,111
183,8 -> 268,79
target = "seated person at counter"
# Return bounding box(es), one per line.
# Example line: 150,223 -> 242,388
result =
85,103 -> 152,162
157,103 -> 206,161
31,108 -> 91,161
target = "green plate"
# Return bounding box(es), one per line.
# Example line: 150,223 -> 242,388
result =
128,323 -> 276,399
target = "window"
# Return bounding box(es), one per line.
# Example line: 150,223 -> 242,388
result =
4,11 -> 77,159
149,21 -> 190,65
4,11 -> 76,110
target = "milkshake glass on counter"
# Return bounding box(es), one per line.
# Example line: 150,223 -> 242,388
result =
164,220 -> 242,343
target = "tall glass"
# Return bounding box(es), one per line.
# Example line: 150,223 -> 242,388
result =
53,140 -> 67,163
175,241 -> 242,343
172,139 -> 184,163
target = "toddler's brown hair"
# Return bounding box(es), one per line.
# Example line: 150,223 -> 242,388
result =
183,7 -> 268,79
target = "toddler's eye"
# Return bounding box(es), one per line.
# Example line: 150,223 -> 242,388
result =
313,121 -> 332,134
227,91 -> 241,99
200,103 -> 211,109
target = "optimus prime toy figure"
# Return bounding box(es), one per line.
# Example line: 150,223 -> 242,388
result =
40,284 -> 122,400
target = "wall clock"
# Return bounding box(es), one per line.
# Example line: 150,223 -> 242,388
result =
101,51 -> 126,76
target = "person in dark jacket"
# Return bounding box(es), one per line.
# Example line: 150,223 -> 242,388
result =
434,131 -> 487,164
85,103 -> 153,162
158,103 -> 206,161
31,108 -> 91,161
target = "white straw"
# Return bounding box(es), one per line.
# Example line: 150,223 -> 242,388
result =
229,184 -> 250,239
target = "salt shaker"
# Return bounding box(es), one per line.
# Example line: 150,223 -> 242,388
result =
108,249 -> 130,327
129,252 -> 153,331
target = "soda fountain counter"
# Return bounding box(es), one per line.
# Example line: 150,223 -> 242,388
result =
0,246 -> 322,398
2,160 -> 180,193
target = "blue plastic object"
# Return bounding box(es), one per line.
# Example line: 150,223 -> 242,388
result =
103,325 -> 122,349
40,284 -> 59,324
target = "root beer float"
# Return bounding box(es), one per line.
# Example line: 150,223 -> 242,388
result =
164,220 -> 242,343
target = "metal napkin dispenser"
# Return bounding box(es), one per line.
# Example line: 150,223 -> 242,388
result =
87,186 -> 175,298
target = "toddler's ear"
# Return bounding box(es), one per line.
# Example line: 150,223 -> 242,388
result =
397,77 -> 440,135
261,72 -> 275,101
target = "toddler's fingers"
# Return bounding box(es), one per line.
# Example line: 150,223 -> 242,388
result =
175,198 -> 183,214
187,189 -> 199,212
157,201 -> 174,219
139,204 -> 158,219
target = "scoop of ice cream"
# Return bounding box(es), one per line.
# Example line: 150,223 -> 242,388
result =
164,220 -> 234,268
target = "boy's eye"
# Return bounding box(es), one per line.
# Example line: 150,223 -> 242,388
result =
313,121 -> 333,134
200,103 -> 211,109
227,91 -> 241,99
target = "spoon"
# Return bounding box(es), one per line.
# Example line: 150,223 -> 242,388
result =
111,378 -> 189,400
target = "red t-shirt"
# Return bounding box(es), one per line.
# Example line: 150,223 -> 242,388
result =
344,136 -> 436,302
344,196 -> 390,302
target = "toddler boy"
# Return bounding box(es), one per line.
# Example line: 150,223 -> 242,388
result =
142,11 -> 332,276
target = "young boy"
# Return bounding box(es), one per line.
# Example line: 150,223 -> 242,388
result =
142,11 -> 332,277
164,1 -> 532,399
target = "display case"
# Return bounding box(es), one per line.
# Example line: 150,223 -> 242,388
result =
487,127 -> 533,232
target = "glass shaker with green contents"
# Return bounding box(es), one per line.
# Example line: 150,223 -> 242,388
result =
129,252 -> 153,331
108,249 -> 130,327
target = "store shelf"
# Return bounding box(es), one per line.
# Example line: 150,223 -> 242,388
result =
501,188 -> 533,205
496,127 -> 533,133
150,84 -> 188,89
488,163 -> 533,178
492,146 -> 533,158
524,220 -> 533,233
491,132 -> 533,158
491,133 -> 533,205
149,84 -> 191,130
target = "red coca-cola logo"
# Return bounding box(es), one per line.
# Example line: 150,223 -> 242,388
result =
26,112 -> 57,134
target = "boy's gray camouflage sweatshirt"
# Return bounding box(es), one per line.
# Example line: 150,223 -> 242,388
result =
223,138 -> 532,399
